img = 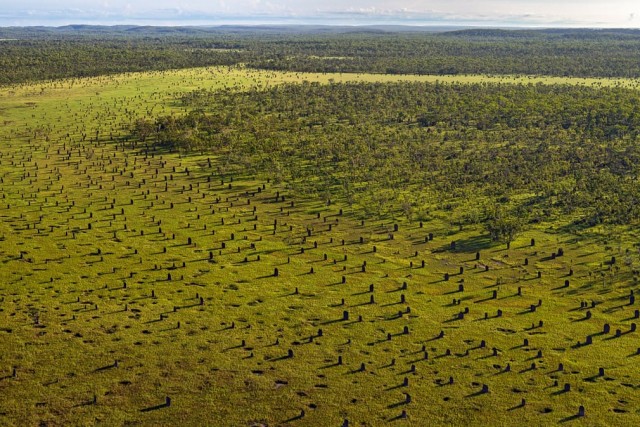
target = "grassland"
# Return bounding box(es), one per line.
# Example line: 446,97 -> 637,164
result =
1,66 -> 640,426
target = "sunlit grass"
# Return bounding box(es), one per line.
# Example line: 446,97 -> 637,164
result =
0,66 -> 639,425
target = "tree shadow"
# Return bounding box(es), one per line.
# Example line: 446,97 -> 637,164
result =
449,234 -> 497,253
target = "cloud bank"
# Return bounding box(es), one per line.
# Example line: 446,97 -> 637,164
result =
1,1 -> 638,27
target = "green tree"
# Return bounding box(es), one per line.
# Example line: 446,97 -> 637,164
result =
485,207 -> 525,249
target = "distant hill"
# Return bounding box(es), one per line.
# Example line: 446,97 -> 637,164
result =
0,24 -> 522,38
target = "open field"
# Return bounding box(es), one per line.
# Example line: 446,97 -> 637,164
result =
1,67 -> 640,426
4,65 -> 640,101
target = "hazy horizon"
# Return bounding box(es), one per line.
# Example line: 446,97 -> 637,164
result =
1,1 -> 638,28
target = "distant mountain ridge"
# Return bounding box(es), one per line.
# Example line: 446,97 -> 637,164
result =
2,24 -> 640,38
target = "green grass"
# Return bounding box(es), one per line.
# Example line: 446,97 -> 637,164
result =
0,67 -> 639,426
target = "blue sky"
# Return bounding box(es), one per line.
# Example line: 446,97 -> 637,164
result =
1,1 -> 638,27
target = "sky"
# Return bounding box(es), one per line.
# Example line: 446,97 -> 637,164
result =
0,0 -> 639,28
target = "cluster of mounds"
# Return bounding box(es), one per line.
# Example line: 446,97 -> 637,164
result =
0,69 -> 639,425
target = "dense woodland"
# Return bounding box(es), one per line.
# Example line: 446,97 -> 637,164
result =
247,30 -> 640,78
132,81 -> 640,235
4,26 -> 640,84
0,36 -> 243,84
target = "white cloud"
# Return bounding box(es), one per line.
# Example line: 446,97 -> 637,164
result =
1,0 -> 638,27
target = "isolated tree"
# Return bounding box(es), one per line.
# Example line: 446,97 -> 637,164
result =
133,119 -> 155,142
485,207 -> 525,249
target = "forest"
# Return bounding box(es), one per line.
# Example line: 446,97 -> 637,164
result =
4,26 -> 640,84
133,81 -> 640,236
